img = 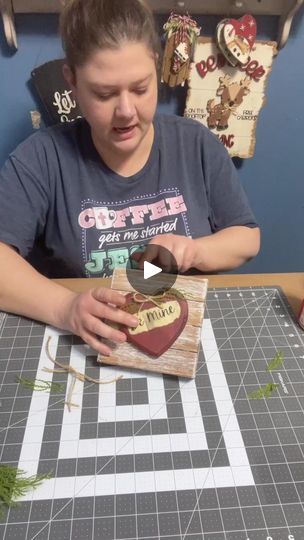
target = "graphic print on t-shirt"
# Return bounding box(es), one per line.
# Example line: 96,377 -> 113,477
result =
78,189 -> 190,277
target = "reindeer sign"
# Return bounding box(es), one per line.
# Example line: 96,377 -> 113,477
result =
207,75 -> 251,131
185,37 -> 276,158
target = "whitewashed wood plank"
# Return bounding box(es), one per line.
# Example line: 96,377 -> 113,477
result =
99,344 -> 198,378
111,268 -> 208,302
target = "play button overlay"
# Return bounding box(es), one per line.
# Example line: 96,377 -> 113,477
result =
144,261 -> 162,280
126,245 -> 178,295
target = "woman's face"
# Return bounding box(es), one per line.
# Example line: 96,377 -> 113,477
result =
65,41 -> 158,159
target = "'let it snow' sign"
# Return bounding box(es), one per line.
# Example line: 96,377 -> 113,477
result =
185,38 -> 276,158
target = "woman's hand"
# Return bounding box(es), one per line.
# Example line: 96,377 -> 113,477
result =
59,288 -> 138,356
136,226 -> 260,273
136,234 -> 196,273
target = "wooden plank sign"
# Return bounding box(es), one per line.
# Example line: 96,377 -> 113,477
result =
97,269 -> 208,378
185,37 -> 277,158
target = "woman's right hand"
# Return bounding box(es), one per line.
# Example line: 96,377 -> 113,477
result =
59,287 -> 138,356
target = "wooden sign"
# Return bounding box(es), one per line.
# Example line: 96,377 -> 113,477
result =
185,37 -> 276,158
97,269 -> 208,378
31,60 -> 82,125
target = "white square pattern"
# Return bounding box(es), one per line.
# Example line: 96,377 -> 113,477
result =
18,320 -> 254,501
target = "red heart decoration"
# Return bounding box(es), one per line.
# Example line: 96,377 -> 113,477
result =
120,292 -> 188,357
226,14 -> 257,49
222,14 -> 257,65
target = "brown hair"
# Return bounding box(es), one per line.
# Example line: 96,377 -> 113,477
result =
60,0 -> 160,68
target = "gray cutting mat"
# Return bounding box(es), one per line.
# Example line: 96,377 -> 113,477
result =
0,286 -> 304,540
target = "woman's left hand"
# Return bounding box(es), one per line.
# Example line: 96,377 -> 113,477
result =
136,234 -> 196,273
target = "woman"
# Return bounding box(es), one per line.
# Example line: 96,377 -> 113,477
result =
0,0 -> 260,356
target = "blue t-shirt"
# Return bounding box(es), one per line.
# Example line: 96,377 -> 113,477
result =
0,114 -> 257,278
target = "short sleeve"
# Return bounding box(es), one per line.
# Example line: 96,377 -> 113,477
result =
0,137 -> 50,257
201,131 -> 258,232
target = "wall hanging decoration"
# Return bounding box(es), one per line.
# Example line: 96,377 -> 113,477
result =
1,1 -> 303,51
184,37 -> 276,158
31,60 -> 82,126
161,11 -> 201,87
216,14 -> 257,67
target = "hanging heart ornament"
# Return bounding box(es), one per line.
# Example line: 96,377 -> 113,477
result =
120,291 -> 189,357
216,14 -> 257,66
216,18 -> 238,67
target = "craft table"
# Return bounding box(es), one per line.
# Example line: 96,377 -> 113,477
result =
1,272 -> 304,540
55,272 -> 304,316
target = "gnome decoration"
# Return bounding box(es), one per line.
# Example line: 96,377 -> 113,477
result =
216,14 -> 257,67
161,12 -> 201,87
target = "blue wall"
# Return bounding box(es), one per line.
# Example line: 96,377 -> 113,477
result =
0,11 -> 303,273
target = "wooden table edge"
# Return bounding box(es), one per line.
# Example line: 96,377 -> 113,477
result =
54,273 -> 304,318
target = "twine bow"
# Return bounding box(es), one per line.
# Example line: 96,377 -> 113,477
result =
132,292 -> 167,313
125,288 -> 193,315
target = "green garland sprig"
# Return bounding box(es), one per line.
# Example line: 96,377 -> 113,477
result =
17,376 -> 64,393
0,466 -> 51,516
247,383 -> 279,400
247,352 -> 285,400
266,351 -> 284,372
164,21 -> 199,44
